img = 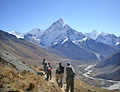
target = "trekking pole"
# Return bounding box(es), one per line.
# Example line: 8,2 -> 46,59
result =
63,76 -> 66,91
63,79 -> 65,90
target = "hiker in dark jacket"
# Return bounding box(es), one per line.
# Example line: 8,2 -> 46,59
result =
65,62 -> 75,92
56,63 -> 64,88
42,59 -> 47,74
46,63 -> 52,81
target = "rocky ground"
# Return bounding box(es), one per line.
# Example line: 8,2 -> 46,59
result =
0,48 -> 120,92
0,57 -> 62,92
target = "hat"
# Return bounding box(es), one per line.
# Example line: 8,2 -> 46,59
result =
67,62 -> 70,65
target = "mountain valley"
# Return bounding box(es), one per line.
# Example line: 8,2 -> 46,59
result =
0,18 -> 120,92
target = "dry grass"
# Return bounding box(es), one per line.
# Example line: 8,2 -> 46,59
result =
0,59 -> 62,92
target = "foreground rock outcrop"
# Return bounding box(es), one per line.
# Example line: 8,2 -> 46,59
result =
0,48 -> 36,73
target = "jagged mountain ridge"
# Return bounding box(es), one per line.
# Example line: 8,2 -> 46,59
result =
96,33 -> 120,46
8,18 -> 86,47
84,30 -> 120,46
84,30 -> 99,40
7,18 -> 119,60
8,18 -> 120,46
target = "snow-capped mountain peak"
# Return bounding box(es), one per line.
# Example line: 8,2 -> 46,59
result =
49,18 -> 67,30
37,18 -> 85,46
84,30 -> 99,40
8,30 -> 24,38
96,32 -> 119,45
7,18 -> 120,47
84,30 -> 120,46
100,31 -> 108,36
28,28 -> 44,37
57,18 -> 66,25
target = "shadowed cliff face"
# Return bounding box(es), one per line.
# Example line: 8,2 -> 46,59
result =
93,51 -> 120,81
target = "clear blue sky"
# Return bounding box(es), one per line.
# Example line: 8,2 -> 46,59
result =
0,0 -> 120,36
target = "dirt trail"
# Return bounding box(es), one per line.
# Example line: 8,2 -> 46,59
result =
44,74 -> 67,92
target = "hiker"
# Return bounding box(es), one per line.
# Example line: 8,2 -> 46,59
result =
42,59 -> 47,74
46,63 -> 52,81
65,62 -> 75,92
56,63 -> 64,88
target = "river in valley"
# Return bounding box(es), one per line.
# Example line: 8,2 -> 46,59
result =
83,64 -> 120,90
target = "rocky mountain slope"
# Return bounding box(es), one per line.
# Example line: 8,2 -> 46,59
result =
0,52 -> 62,92
51,40 -> 98,60
0,48 -> 36,73
92,51 -> 120,81
0,30 -> 62,66
77,37 -> 118,60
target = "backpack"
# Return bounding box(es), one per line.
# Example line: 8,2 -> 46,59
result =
42,61 -> 44,65
43,61 -> 47,66
66,67 -> 74,76
60,66 -> 64,73
57,66 -> 64,74
57,69 -> 61,74
48,67 -> 51,73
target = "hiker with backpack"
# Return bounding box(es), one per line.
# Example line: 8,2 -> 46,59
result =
42,59 -> 47,74
46,63 -> 52,81
65,62 -> 75,92
56,63 -> 64,88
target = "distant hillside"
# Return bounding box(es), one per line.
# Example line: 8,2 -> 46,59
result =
96,51 -> 120,68
77,37 -> 118,60
0,30 -> 62,66
51,40 -> 98,60
94,51 -> 120,81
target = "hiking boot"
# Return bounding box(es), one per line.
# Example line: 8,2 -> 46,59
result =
58,83 -> 60,87
65,89 -> 67,92
45,78 -> 48,81
61,85 -> 63,88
